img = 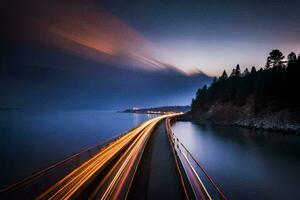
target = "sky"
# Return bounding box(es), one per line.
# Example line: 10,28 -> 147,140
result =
101,0 -> 300,75
1,0 -> 299,109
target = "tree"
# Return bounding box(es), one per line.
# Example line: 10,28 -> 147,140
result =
220,70 -> 228,80
196,88 -> 202,99
242,68 -> 249,76
250,66 -> 256,74
191,50 -> 300,114
287,52 -> 297,66
265,58 -> 271,69
235,64 -> 241,77
230,68 -> 236,77
213,77 -> 217,83
202,85 -> 207,92
267,49 -> 285,69
191,98 -> 196,110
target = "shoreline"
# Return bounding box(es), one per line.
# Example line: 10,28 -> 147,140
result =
179,114 -> 300,134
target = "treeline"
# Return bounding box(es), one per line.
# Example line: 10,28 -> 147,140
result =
191,50 -> 300,113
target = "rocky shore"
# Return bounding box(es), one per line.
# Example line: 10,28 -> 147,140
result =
181,102 -> 300,134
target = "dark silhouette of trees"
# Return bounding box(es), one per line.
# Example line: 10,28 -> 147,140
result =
230,68 -> 236,77
220,70 -> 228,80
235,64 -> 241,77
265,58 -> 271,69
230,64 -> 241,77
287,52 -> 297,65
250,66 -> 256,74
267,49 -> 285,69
242,68 -> 249,76
191,49 -> 300,113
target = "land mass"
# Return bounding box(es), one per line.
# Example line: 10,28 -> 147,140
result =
121,106 -> 190,114
183,50 -> 300,134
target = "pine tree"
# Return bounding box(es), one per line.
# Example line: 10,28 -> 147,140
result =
220,70 -> 228,80
287,52 -> 297,66
242,68 -> 249,76
191,98 -> 196,110
202,85 -> 207,92
250,66 -> 256,74
191,49 -> 300,114
213,77 -> 217,83
230,68 -> 236,77
235,64 -> 241,77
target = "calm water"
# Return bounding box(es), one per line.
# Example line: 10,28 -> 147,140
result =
172,121 -> 300,199
0,110 -> 152,188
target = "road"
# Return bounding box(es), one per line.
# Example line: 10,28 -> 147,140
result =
36,114 -> 177,200
0,112 -> 228,200
127,120 -> 186,199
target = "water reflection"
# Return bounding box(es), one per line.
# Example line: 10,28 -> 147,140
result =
172,121 -> 300,199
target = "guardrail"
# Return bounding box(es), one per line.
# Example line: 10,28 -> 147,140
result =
166,117 -> 227,200
165,119 -> 192,200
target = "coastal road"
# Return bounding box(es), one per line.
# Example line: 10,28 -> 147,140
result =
127,120 -> 186,200
36,114 -> 178,199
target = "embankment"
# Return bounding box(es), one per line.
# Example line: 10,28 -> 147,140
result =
182,102 -> 300,134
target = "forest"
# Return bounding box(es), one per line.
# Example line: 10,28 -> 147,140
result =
191,50 -> 300,114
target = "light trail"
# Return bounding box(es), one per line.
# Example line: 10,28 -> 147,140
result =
165,118 -> 227,200
181,152 -> 212,200
36,114 -> 178,200
101,117 -> 159,199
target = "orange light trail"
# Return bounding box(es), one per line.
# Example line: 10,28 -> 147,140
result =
36,114 -> 178,199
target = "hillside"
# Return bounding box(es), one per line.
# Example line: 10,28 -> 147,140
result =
186,50 -> 300,133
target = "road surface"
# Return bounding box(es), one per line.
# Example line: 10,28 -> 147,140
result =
127,120 -> 185,199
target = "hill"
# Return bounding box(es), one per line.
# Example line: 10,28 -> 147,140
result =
186,50 -> 300,133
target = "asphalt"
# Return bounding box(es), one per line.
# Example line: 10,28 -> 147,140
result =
127,120 -> 184,200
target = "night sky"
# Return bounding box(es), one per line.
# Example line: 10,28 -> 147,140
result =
101,0 -> 300,75
1,0 -> 299,109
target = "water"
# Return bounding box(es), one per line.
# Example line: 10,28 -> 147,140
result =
0,110 -> 152,188
172,121 -> 300,199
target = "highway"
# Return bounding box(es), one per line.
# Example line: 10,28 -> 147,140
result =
1,113 -> 226,200
36,114 -> 178,200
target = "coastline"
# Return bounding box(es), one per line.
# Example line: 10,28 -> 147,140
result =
179,109 -> 300,134
119,106 -> 190,115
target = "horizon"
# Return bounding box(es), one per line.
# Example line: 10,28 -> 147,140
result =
2,0 -> 300,75
1,0 -> 300,108
1,1 -> 300,199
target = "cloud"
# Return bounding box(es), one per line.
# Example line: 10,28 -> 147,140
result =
1,0 -> 173,71
0,0 -> 212,109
